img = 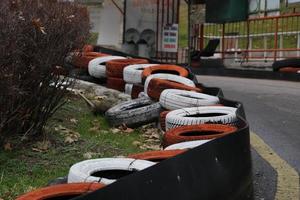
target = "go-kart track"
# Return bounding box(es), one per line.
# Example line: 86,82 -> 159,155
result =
197,75 -> 300,200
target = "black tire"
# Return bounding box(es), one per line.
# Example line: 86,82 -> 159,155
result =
105,97 -> 162,127
272,58 -> 300,71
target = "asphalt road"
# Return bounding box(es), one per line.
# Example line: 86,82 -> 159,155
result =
196,75 -> 300,200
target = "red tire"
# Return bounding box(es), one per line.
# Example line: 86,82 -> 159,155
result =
131,84 -> 144,99
107,77 -> 126,92
106,59 -> 149,78
142,65 -> 189,81
128,149 -> 186,162
279,67 -> 300,73
72,52 -> 109,69
163,124 -> 238,148
147,78 -> 203,101
160,111 -> 170,131
16,183 -> 105,200
82,44 -> 94,52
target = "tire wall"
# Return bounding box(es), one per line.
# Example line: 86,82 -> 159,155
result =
75,87 -> 252,200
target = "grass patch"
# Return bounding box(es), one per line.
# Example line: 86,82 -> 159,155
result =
0,95 -> 147,199
179,2 -> 188,48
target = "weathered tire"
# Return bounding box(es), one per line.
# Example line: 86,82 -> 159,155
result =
106,77 -> 126,92
125,84 -> 133,95
147,78 -> 202,101
159,89 -> 220,110
123,64 -> 158,84
72,52 -> 109,69
16,183 -> 105,200
106,59 -> 149,78
160,111 -> 170,132
68,158 -> 155,185
144,74 -> 196,98
128,149 -> 186,162
272,58 -> 300,71
142,65 -> 189,81
88,56 -> 126,78
278,67 -> 300,73
131,84 -> 144,99
83,44 -> 94,52
105,97 -> 162,127
162,124 -> 238,148
165,106 -> 238,130
164,140 -> 211,150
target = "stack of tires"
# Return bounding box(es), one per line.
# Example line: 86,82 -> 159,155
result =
105,59 -> 149,91
104,63 -> 240,162
20,45 -> 243,199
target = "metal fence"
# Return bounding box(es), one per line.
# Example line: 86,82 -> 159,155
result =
191,13 -> 300,63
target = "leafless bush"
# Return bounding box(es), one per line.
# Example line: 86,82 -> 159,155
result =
0,0 -> 90,141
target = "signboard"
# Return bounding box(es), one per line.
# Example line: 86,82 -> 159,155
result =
162,24 -> 178,53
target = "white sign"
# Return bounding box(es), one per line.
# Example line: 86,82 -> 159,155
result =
162,24 -> 178,53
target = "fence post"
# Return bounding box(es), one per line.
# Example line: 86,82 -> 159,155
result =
263,36 -> 267,60
222,23 -> 225,60
274,18 -> 279,62
297,33 -> 300,57
200,24 -> 204,51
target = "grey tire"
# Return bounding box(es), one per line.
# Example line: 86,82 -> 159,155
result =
105,97 -> 162,127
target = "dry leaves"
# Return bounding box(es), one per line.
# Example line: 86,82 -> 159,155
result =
32,141 -> 51,152
55,125 -> 80,144
3,143 -> 12,151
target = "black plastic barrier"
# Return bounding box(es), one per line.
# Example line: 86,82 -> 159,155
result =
74,99 -> 252,200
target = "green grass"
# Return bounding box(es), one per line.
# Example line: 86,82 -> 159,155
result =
179,2 -> 188,48
0,96 -> 147,199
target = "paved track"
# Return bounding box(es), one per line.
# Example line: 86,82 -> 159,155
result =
197,75 -> 300,200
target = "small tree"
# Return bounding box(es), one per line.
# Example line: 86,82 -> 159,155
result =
0,0 -> 90,142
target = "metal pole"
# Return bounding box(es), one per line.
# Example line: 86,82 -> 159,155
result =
187,0 -> 191,66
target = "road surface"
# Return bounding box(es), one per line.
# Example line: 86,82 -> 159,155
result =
197,75 -> 300,200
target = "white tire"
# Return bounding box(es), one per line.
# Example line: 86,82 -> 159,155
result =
144,74 -> 195,95
123,64 -> 158,84
164,140 -> 211,150
159,89 -> 220,110
88,56 -> 125,78
125,84 -> 133,96
68,158 -> 155,185
166,106 -> 238,131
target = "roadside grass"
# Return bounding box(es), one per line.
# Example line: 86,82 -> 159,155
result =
0,95 -> 146,200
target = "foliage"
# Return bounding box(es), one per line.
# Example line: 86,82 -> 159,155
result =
0,0 -> 90,141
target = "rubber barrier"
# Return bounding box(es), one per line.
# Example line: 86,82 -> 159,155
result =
75,89 -> 252,200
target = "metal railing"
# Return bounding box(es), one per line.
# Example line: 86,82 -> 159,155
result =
192,13 -> 300,63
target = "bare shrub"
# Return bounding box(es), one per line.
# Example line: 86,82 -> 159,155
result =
0,0 -> 90,141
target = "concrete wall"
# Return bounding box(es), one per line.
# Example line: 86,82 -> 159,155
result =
88,0 -> 123,48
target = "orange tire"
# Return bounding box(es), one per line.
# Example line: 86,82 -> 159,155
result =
142,65 -> 189,81
147,78 -> 203,101
72,52 -> 109,69
82,44 -> 94,52
160,111 -> 170,131
107,77 -> 126,92
162,124 -> 238,148
128,149 -> 186,162
106,59 -> 149,78
279,67 -> 300,73
16,183 -> 105,200
131,84 -> 144,99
